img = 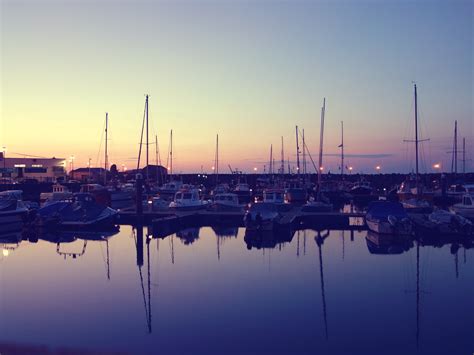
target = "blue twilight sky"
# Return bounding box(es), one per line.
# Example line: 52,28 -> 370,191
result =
1,0 -> 472,173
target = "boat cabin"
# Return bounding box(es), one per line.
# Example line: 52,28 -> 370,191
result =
263,189 -> 285,204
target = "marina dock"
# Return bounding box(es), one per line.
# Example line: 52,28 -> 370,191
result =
118,208 -> 367,237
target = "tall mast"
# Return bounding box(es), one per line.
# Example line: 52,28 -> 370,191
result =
269,144 -> 273,175
170,129 -> 173,178
454,120 -> 458,175
145,95 -> 149,181
280,136 -> 284,175
215,134 -> 219,184
104,112 -> 108,185
414,84 -> 419,183
318,98 -> 326,196
155,134 -> 160,184
462,137 -> 466,174
302,129 -> 306,177
155,135 -> 158,166
295,126 -> 300,176
340,121 -> 344,178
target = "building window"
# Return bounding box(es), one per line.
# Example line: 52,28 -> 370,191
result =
14,164 -> 26,168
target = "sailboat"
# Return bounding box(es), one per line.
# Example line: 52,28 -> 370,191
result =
284,126 -> 307,203
303,98 -> 332,212
398,84 -> 434,212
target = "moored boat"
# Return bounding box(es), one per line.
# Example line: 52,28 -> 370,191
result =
365,201 -> 412,235
169,188 -> 209,211
451,194 -> 474,220
35,193 -> 118,229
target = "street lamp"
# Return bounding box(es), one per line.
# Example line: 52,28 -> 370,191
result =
433,163 -> 441,171
375,165 -> 381,173
348,166 -> 353,174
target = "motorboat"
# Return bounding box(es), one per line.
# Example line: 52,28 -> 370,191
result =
365,201 -> 412,235
244,202 -> 284,231
446,184 -> 474,202
80,184 -> 111,206
210,183 -> 230,196
451,194 -> 474,220
350,180 -> 373,195
284,181 -> 307,204
169,188 -> 209,211
35,193 -> 118,228
157,181 -> 184,197
302,196 -> 333,212
410,209 -> 473,236
233,183 -> 252,203
107,183 -> 134,208
401,198 -> 433,214
263,189 -> 286,204
40,184 -> 73,206
0,190 -> 29,230
209,193 -> 244,211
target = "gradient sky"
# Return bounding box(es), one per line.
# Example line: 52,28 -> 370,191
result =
1,0 -> 472,173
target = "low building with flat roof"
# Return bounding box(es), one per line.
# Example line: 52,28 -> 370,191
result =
0,153 -> 67,182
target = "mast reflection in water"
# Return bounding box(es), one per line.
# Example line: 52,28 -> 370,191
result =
0,225 -> 472,354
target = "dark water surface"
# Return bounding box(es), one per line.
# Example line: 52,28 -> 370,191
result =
0,226 -> 472,354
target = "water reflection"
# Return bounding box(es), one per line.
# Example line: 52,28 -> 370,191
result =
315,230 -> 330,340
0,224 -> 472,354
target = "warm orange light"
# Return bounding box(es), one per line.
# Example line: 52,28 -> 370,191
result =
375,165 -> 381,171
433,163 -> 441,169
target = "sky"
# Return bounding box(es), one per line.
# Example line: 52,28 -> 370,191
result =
1,0 -> 472,174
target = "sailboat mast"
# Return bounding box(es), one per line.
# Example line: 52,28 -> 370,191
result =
318,98 -> 326,191
340,121 -> 344,178
269,144 -> 273,175
104,112 -> 108,185
414,84 -> 419,182
302,129 -> 306,177
155,135 -> 158,166
145,95 -> 149,181
170,129 -> 173,178
462,137 -> 466,174
215,134 -> 219,184
296,126 -> 300,176
280,136 -> 284,175
454,120 -> 458,175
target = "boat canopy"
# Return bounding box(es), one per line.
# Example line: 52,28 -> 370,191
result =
367,201 -> 408,219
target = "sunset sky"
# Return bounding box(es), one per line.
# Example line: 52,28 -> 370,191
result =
1,0 -> 472,173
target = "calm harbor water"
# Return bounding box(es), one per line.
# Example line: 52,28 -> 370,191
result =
0,226 -> 472,355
